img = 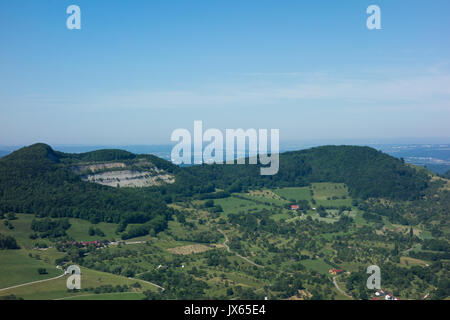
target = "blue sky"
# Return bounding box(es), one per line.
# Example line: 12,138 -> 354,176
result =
0,0 -> 449,145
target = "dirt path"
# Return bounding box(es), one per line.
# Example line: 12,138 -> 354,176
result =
0,270 -> 65,292
128,277 -> 165,292
0,267 -> 164,295
108,240 -> 147,246
332,275 -> 353,299
218,229 -> 264,268
54,291 -> 143,300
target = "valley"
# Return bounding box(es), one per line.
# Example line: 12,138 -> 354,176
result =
0,144 -> 448,300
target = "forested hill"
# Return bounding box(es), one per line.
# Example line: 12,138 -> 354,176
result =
0,143 -> 175,237
0,143 -> 431,225
172,145 -> 430,201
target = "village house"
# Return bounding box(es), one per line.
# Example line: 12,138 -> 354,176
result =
328,268 -> 343,275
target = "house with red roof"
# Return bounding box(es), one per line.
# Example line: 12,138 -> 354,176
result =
329,268 -> 343,275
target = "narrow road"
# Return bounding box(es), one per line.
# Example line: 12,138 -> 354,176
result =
218,229 -> 264,268
0,267 -> 164,294
54,291 -> 143,300
108,240 -> 147,246
332,275 -> 352,299
129,276 -> 165,292
0,270 -> 65,292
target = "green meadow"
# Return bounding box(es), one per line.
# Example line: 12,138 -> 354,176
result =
311,183 -> 349,199
0,214 -> 52,248
214,196 -> 270,216
300,259 -> 333,275
61,292 -> 146,300
311,183 -> 353,207
66,219 -> 119,242
0,249 -> 62,288
0,266 -> 158,300
273,187 -> 312,202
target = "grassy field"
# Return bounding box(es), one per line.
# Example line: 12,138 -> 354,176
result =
0,249 -> 62,288
244,190 -> 290,206
311,183 -> 353,207
0,180 -> 440,300
311,183 -> 348,199
273,187 -> 312,202
212,193 -> 295,222
66,219 -> 119,241
271,184 -> 353,207
0,214 -> 52,248
0,214 -> 162,299
0,213 -> 121,246
214,196 -> 270,216
0,266 -> 158,300
314,199 -> 353,207
300,259 -> 333,275
400,256 -> 429,267
60,292 -> 146,300
418,229 -> 433,240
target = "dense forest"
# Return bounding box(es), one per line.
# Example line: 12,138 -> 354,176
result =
0,143 -> 433,240
0,233 -> 20,249
0,143 -> 448,300
0,144 -> 175,238
162,145 -> 430,201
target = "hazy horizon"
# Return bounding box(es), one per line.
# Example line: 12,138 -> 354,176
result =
1,136 -> 450,150
1,0 -> 450,145
1,139 -> 450,174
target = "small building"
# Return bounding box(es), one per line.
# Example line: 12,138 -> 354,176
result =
291,205 -> 300,210
375,290 -> 386,296
329,268 -> 343,275
385,294 -> 397,300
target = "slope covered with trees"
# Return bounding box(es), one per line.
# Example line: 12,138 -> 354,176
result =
0,144 -> 431,236
168,146 -> 430,201
0,143 -> 447,300
0,233 -> 20,249
0,144 -> 174,237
